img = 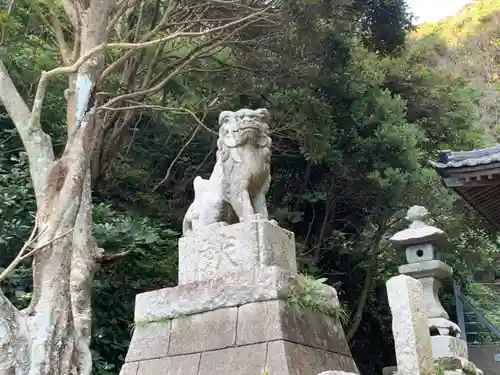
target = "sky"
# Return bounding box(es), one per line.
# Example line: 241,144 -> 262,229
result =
406,0 -> 473,23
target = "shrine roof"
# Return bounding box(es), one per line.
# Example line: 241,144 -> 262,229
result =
430,145 -> 500,230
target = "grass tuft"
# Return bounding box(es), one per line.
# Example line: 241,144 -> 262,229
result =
285,274 -> 348,325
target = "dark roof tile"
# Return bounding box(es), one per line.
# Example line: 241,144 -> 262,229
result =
431,145 -> 500,169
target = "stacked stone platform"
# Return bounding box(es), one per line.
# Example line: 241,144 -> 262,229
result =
120,216 -> 359,375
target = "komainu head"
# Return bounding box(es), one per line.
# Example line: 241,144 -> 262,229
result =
217,108 -> 271,149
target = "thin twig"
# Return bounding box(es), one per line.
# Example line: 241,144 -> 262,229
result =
99,5 -> 269,83
152,123 -> 202,192
61,0 -> 79,29
19,227 -> 74,261
0,218 -> 42,282
99,104 -> 217,134
122,111 -> 142,160
46,0 -> 71,64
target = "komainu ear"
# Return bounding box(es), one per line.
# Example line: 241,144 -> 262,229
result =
218,111 -> 232,126
253,108 -> 269,121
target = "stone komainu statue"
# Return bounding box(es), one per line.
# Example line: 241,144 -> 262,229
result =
182,108 -> 272,235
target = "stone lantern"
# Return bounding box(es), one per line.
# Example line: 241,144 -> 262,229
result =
390,206 -> 470,364
390,205 -> 456,331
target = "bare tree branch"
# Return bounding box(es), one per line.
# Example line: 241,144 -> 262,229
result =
346,217 -> 390,341
0,225 -> 74,283
96,250 -> 131,267
46,0 -> 72,64
0,218 -> 41,282
153,123 -> 202,192
98,4 -> 270,81
29,18 -> 249,140
0,61 -> 55,199
62,0 -> 79,29
99,103 -> 217,134
106,0 -> 138,34
102,24 -> 251,108
26,228 -> 75,260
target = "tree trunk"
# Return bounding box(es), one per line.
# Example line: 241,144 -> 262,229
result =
0,0 -> 111,372
0,116 -> 96,374
346,219 -> 388,341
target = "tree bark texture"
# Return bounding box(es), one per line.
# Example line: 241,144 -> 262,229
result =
0,0 -> 111,373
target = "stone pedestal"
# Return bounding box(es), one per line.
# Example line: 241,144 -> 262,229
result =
431,336 -> 468,359
398,260 -> 453,322
120,216 -> 358,375
178,218 -> 297,284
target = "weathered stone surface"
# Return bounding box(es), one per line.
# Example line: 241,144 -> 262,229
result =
406,244 -> 436,263
386,275 -> 434,375
398,260 -> 453,280
317,372 -> 359,375
398,261 -> 453,321
119,362 -> 138,375
168,307 -> 237,355
236,300 -> 349,355
428,317 -> 461,337
390,206 -> 446,248
382,366 -> 398,375
438,357 -> 484,375
134,266 -> 337,322
136,354 -> 201,375
126,293 -> 358,375
236,300 -> 282,345
256,218 -> 296,271
266,340 -> 359,375
182,108 -> 272,235
125,321 -> 170,362
178,217 -> 296,284
419,277 -> 449,320
198,343 -> 267,375
431,336 -> 468,359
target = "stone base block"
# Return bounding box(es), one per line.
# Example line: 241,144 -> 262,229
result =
121,300 -> 359,375
431,336 -> 468,359
133,266 -> 339,322
178,215 -> 297,284
437,357 -> 484,375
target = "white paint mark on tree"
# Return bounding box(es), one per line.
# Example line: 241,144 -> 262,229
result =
74,73 -> 93,125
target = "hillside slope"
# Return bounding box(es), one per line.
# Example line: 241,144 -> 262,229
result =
411,0 -> 500,136
415,0 -> 500,43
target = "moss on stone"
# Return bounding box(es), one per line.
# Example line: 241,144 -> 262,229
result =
284,274 -> 348,325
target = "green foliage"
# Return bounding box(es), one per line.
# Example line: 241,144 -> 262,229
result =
0,140 -> 35,307
285,275 -> 349,325
462,283 -> 500,344
2,1 -> 500,374
434,360 -> 446,375
90,205 -> 178,375
468,283 -> 500,326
